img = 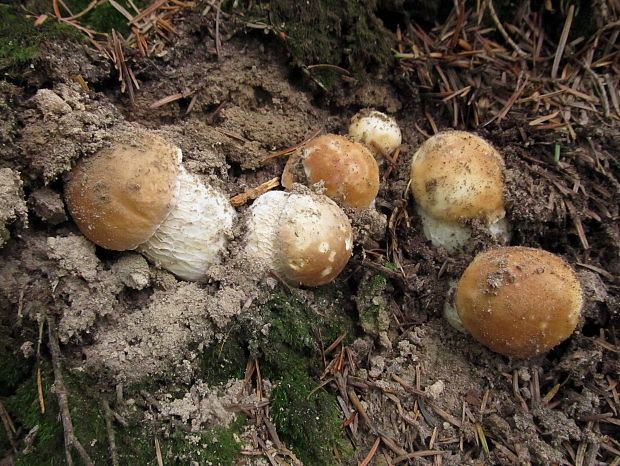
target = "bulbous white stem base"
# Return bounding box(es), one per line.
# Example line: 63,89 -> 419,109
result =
417,207 -> 511,253
243,190 -> 287,275
139,168 -> 236,281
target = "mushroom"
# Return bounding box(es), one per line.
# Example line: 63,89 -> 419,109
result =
282,134 -> 380,210
244,191 -> 353,286
450,246 -> 583,358
64,129 -> 235,281
409,131 -> 509,252
348,109 -> 402,160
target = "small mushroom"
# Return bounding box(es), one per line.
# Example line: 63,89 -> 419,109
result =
348,109 -> 402,160
64,129 -> 235,281
409,130 -> 509,252
282,134 -> 380,210
451,246 -> 583,358
244,191 -> 353,286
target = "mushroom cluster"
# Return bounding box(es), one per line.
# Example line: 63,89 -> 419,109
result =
406,130 -> 583,358
62,108 -> 585,357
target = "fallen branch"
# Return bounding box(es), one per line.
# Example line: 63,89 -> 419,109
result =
102,400 -> 120,466
47,314 -> 94,466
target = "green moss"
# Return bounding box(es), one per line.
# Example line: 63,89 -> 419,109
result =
199,332 -> 247,386
231,0 -> 394,87
4,364 -> 64,466
0,340 -> 33,397
355,271 -> 389,336
3,366 -> 112,465
0,5 -> 83,76
198,286 -> 356,464
64,0 -> 149,35
166,415 -> 246,465
254,288 -> 355,464
269,361 -> 351,464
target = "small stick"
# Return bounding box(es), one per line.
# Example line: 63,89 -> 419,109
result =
347,389 -> 376,434
485,0 -> 528,58
230,177 -> 280,206
47,315 -> 94,466
102,400 -> 120,466
215,0 -> 222,59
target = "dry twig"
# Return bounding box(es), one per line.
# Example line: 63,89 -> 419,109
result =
47,315 -> 94,466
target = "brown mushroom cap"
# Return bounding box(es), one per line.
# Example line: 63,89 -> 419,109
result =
410,131 -> 505,224
455,247 -> 583,358
283,134 -> 380,210
65,130 -> 181,251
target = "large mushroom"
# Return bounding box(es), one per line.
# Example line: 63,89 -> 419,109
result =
65,129 -> 235,281
409,131 -> 509,252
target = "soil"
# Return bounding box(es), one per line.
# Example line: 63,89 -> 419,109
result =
0,2 -> 619,466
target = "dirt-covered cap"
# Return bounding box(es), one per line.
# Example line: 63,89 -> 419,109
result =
455,246 -> 583,358
410,130 -> 505,224
65,129 -> 181,251
283,134 -> 379,210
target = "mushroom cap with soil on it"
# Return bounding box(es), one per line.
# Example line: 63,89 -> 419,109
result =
409,130 -> 509,252
244,190 -> 353,287
348,109 -> 402,160
64,129 -> 235,281
452,246 -> 583,358
282,134 -> 380,210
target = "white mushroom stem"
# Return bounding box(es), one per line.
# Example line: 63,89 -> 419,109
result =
417,207 -> 510,253
139,167 -> 236,281
443,280 -> 466,333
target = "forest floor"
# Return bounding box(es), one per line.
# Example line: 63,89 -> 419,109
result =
0,1 -> 619,465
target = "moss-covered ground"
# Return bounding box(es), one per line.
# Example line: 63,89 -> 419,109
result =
0,4 -> 83,78
230,0 -> 394,87
201,285 -> 358,464
0,283 -> 361,465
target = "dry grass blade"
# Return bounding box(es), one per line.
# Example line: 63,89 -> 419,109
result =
323,332 -> 348,357
36,366 -> 45,413
307,64 -> 351,75
393,450 -> 446,463
262,129 -> 322,161
102,400 -> 120,466
130,0 -> 168,24
109,0 -> 135,22
154,436 -> 163,466
109,31 -> 136,104
149,93 -> 185,109
551,4 -> 575,79
0,400 -> 17,453
485,0 -> 527,57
